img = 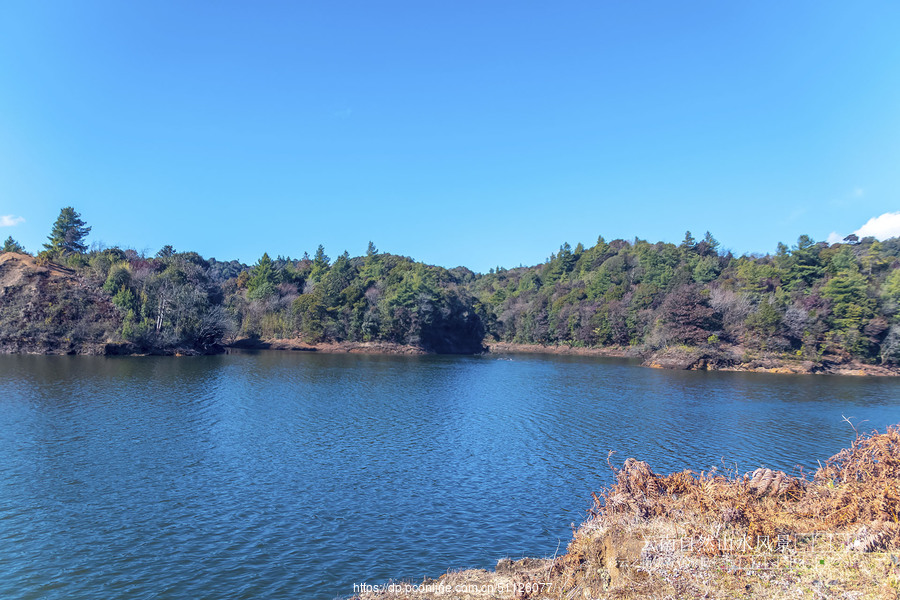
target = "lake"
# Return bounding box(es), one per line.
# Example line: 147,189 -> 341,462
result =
1,352 -> 898,599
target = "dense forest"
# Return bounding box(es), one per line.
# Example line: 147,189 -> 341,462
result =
472,232 -> 900,365
2,208 -> 900,367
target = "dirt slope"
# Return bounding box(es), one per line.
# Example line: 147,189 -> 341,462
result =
0,252 -> 120,354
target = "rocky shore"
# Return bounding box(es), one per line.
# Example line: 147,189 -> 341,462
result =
641,345 -> 900,376
486,341 -> 900,377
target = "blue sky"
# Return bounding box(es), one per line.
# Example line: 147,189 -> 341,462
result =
1,1 -> 899,272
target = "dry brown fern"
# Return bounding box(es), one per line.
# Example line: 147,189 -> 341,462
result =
588,426 -> 900,551
852,521 -> 900,553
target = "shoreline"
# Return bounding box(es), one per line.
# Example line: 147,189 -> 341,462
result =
486,341 -> 900,376
226,338 -> 428,355
3,337 -> 898,376
642,345 -> 900,377
485,341 -> 637,358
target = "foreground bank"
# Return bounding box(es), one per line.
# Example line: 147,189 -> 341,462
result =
352,426 -> 900,600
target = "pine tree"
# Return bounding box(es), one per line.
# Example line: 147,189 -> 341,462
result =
248,252 -> 280,300
44,207 -> 91,256
156,245 -> 176,259
2,236 -> 24,253
310,245 -> 330,280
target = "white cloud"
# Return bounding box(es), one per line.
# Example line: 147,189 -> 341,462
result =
0,215 -> 24,227
855,212 -> 900,240
826,212 -> 900,244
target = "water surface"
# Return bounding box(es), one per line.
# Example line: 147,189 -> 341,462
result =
1,352 -> 898,599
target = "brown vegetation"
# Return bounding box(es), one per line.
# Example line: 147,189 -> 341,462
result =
353,426 -> 900,599
0,252 -> 119,354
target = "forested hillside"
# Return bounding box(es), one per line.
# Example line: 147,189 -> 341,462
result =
472,232 -> 900,366
0,210 -> 485,354
225,244 -> 484,354
2,208 -> 900,367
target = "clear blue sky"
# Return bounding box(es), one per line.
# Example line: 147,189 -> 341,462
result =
1,1 -> 899,272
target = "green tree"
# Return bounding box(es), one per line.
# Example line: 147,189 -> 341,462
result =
746,299 -> 781,340
156,245 -> 176,259
44,207 -> 91,256
829,246 -> 856,273
103,263 -> 132,294
823,270 -> 868,308
310,245 -> 330,280
882,269 -> 900,308
735,260 -> 779,294
361,242 -> 383,283
247,252 -> 281,300
822,269 -> 871,336
702,231 -> 719,252
1,236 -> 24,253
786,235 -> 823,289
692,255 -> 720,283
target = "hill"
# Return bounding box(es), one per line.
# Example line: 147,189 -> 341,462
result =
0,252 -> 120,354
472,234 -> 900,373
2,231 -> 900,370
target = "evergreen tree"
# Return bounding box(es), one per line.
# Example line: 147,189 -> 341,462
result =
156,245 -> 176,259
248,252 -> 280,300
1,236 -> 24,253
699,231 -> 720,255
44,207 -> 91,256
310,245 -> 330,280
787,235 -> 823,288
882,269 -> 900,307
822,269 -> 870,332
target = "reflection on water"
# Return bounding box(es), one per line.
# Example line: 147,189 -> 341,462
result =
0,352 -> 898,599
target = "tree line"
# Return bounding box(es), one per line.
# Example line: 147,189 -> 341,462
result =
3,207 -> 899,363
471,232 -> 900,364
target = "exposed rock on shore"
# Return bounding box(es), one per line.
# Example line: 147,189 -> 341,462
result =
642,344 -> 900,376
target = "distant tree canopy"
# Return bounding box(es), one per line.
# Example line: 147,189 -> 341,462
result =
471,233 -> 900,364
2,236 -> 25,254
44,207 -> 91,256
229,248 -> 484,353
4,218 -> 900,362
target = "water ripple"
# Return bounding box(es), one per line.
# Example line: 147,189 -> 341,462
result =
0,353 -> 898,599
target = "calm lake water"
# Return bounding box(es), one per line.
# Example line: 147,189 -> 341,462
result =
1,352 -> 898,599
